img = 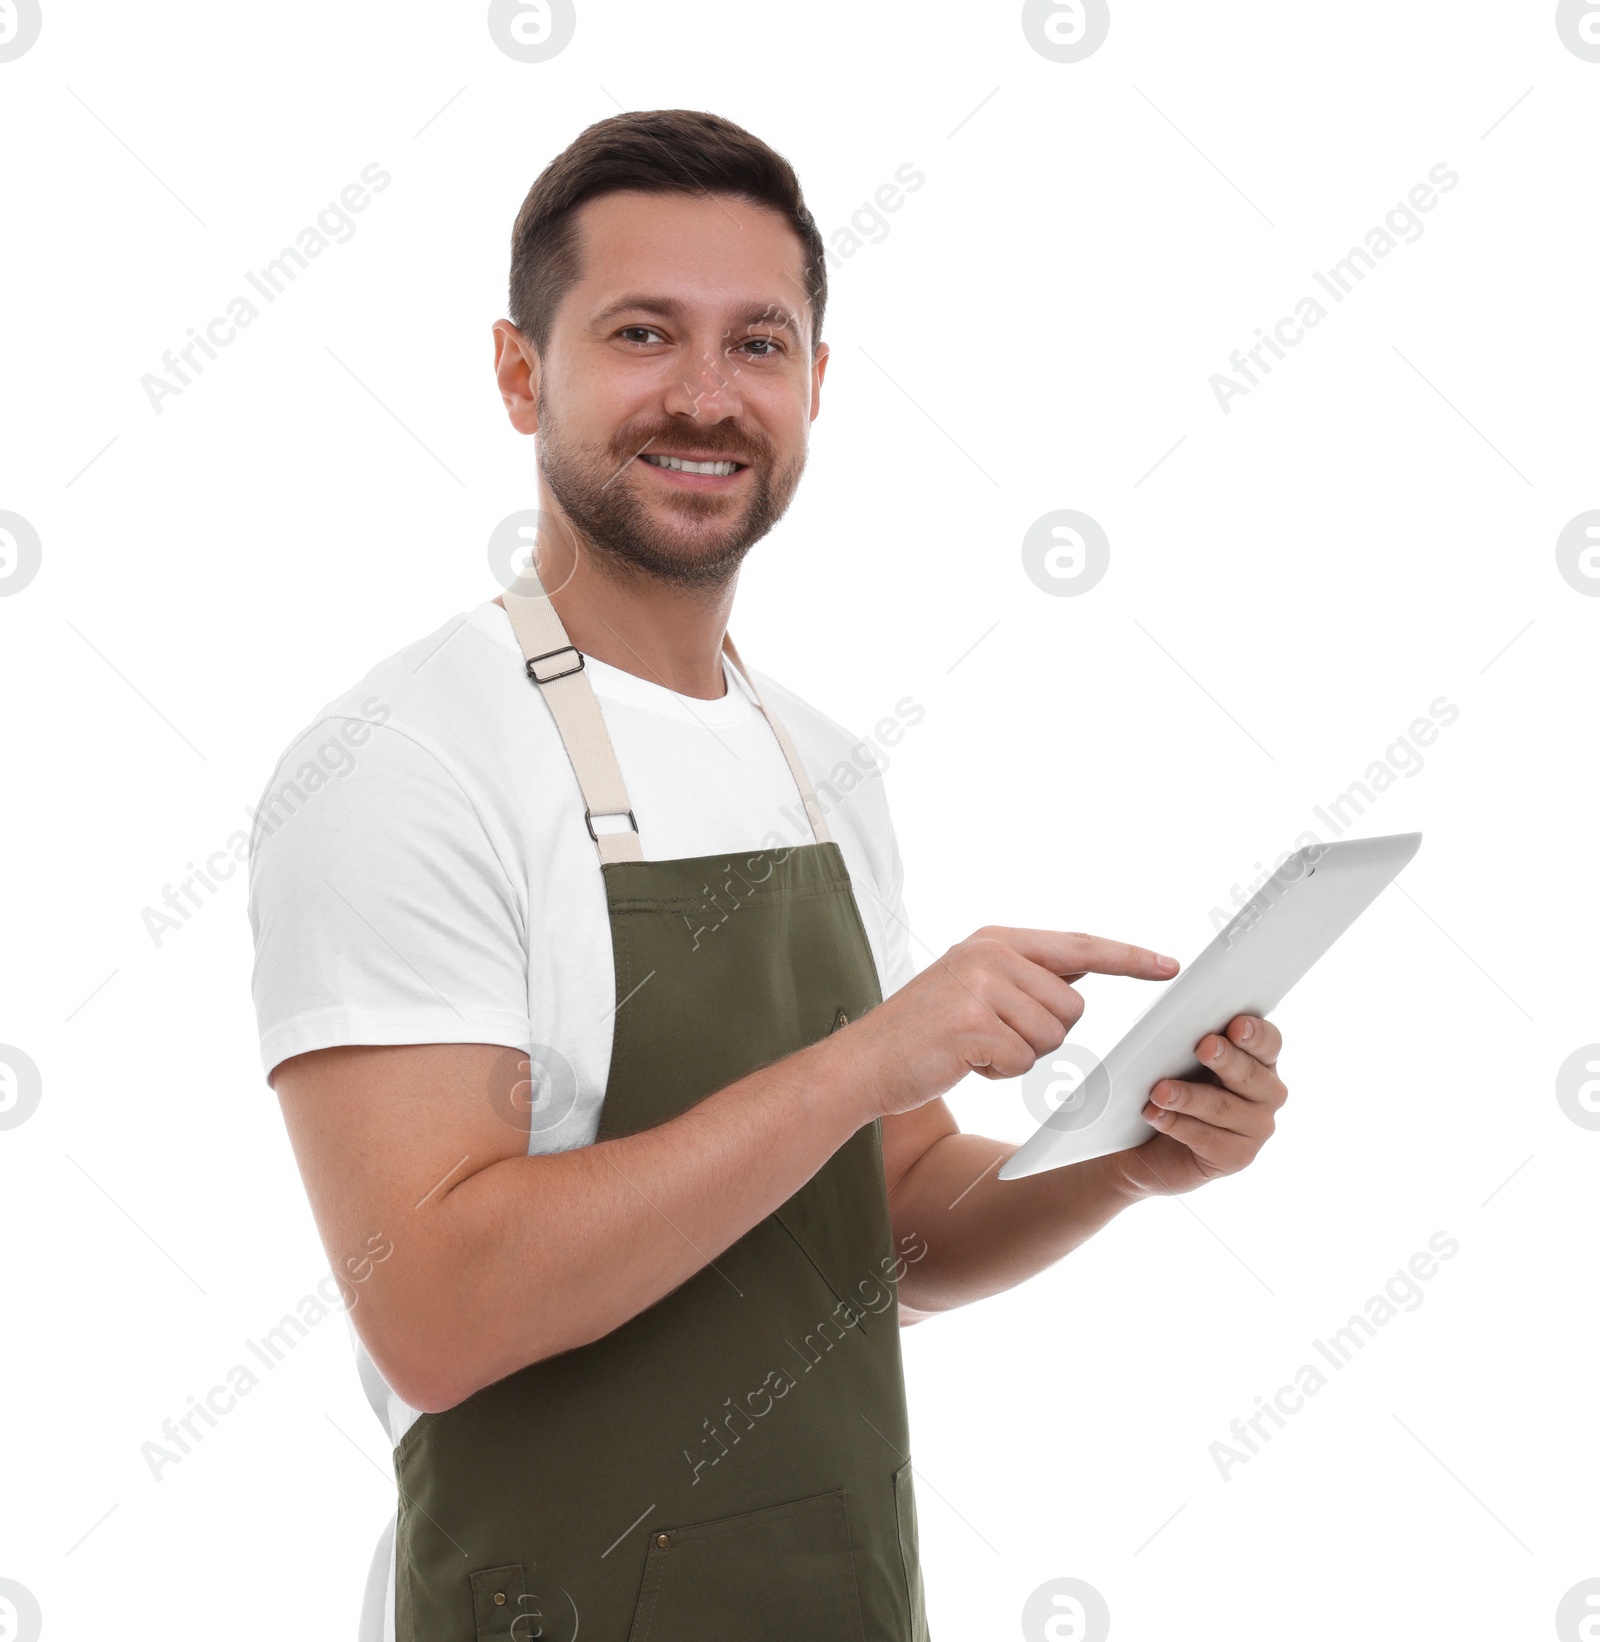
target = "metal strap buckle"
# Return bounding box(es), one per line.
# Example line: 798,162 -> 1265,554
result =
526,645 -> 585,684
585,807 -> 639,843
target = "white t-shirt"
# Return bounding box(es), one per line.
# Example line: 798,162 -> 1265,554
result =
245,597 -> 918,1641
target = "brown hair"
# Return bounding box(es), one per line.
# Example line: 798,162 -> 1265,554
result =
508,109 -> 827,358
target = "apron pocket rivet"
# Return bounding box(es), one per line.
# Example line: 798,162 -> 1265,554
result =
656,1532 -> 670,1548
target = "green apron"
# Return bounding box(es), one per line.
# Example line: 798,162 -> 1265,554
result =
391,566 -> 931,1641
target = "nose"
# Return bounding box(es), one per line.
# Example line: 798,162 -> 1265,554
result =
661,334 -> 744,422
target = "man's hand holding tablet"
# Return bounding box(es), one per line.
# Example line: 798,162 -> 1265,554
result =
1120,1009 -> 1289,1197
844,928 -> 1288,1198
816,833 -> 1413,1323
998,832 -> 1420,1183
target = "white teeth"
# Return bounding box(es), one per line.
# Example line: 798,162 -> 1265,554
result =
643,454 -> 740,476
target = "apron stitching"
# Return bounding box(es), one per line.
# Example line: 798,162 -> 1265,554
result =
835,867 -> 886,1006
772,1211 -> 872,1333
633,1493 -> 866,1641
652,1487 -> 848,1545
604,878 -> 855,915
603,915 -> 635,1129
634,1543 -> 666,1642
838,1487 -> 871,1642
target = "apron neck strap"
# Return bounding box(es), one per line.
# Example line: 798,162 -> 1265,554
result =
718,625 -> 835,849
502,561 -> 833,865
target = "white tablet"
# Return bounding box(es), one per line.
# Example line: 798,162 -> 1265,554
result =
997,831 -> 1422,1179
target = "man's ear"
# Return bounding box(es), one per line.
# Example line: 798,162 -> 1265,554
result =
492,319 -> 540,436
810,338 -> 830,424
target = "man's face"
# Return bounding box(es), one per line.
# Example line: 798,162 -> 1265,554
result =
520,189 -> 827,589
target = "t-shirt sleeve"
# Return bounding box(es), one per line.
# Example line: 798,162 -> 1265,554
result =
247,719 -> 533,1082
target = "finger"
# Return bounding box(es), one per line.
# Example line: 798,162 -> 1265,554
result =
963,1015 -> 1045,1081
1196,1033 -> 1286,1106
956,938 -> 1088,1030
982,926 -> 1179,983
1146,1076 -> 1271,1138
993,983 -> 1083,1058
1225,1013 -> 1282,1067
1137,1102 -> 1260,1171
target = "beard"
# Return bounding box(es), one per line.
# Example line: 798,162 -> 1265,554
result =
535,389 -> 806,591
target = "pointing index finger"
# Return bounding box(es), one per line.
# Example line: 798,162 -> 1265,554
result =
998,927 -> 1180,981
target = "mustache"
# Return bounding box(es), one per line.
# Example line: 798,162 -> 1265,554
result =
618,423 -> 773,466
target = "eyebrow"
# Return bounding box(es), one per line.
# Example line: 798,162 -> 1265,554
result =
589,294 -> 804,336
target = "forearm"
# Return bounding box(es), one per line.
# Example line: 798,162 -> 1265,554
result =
395,1033 -> 865,1409
887,1133 -> 1141,1317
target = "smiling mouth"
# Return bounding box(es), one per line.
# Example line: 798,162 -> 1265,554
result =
638,452 -> 747,478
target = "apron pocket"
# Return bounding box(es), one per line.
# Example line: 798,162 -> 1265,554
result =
468,1564 -> 528,1639
625,1488 -> 867,1642
893,1458 -> 931,1642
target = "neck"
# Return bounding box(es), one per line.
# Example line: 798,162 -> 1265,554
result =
507,529 -> 739,701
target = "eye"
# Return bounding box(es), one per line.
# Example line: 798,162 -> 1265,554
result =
739,335 -> 784,359
617,325 -> 666,345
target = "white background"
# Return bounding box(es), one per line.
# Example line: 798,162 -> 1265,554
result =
2,2 -> 1597,1638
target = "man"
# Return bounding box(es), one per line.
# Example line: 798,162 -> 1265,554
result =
248,108 -> 1288,1642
